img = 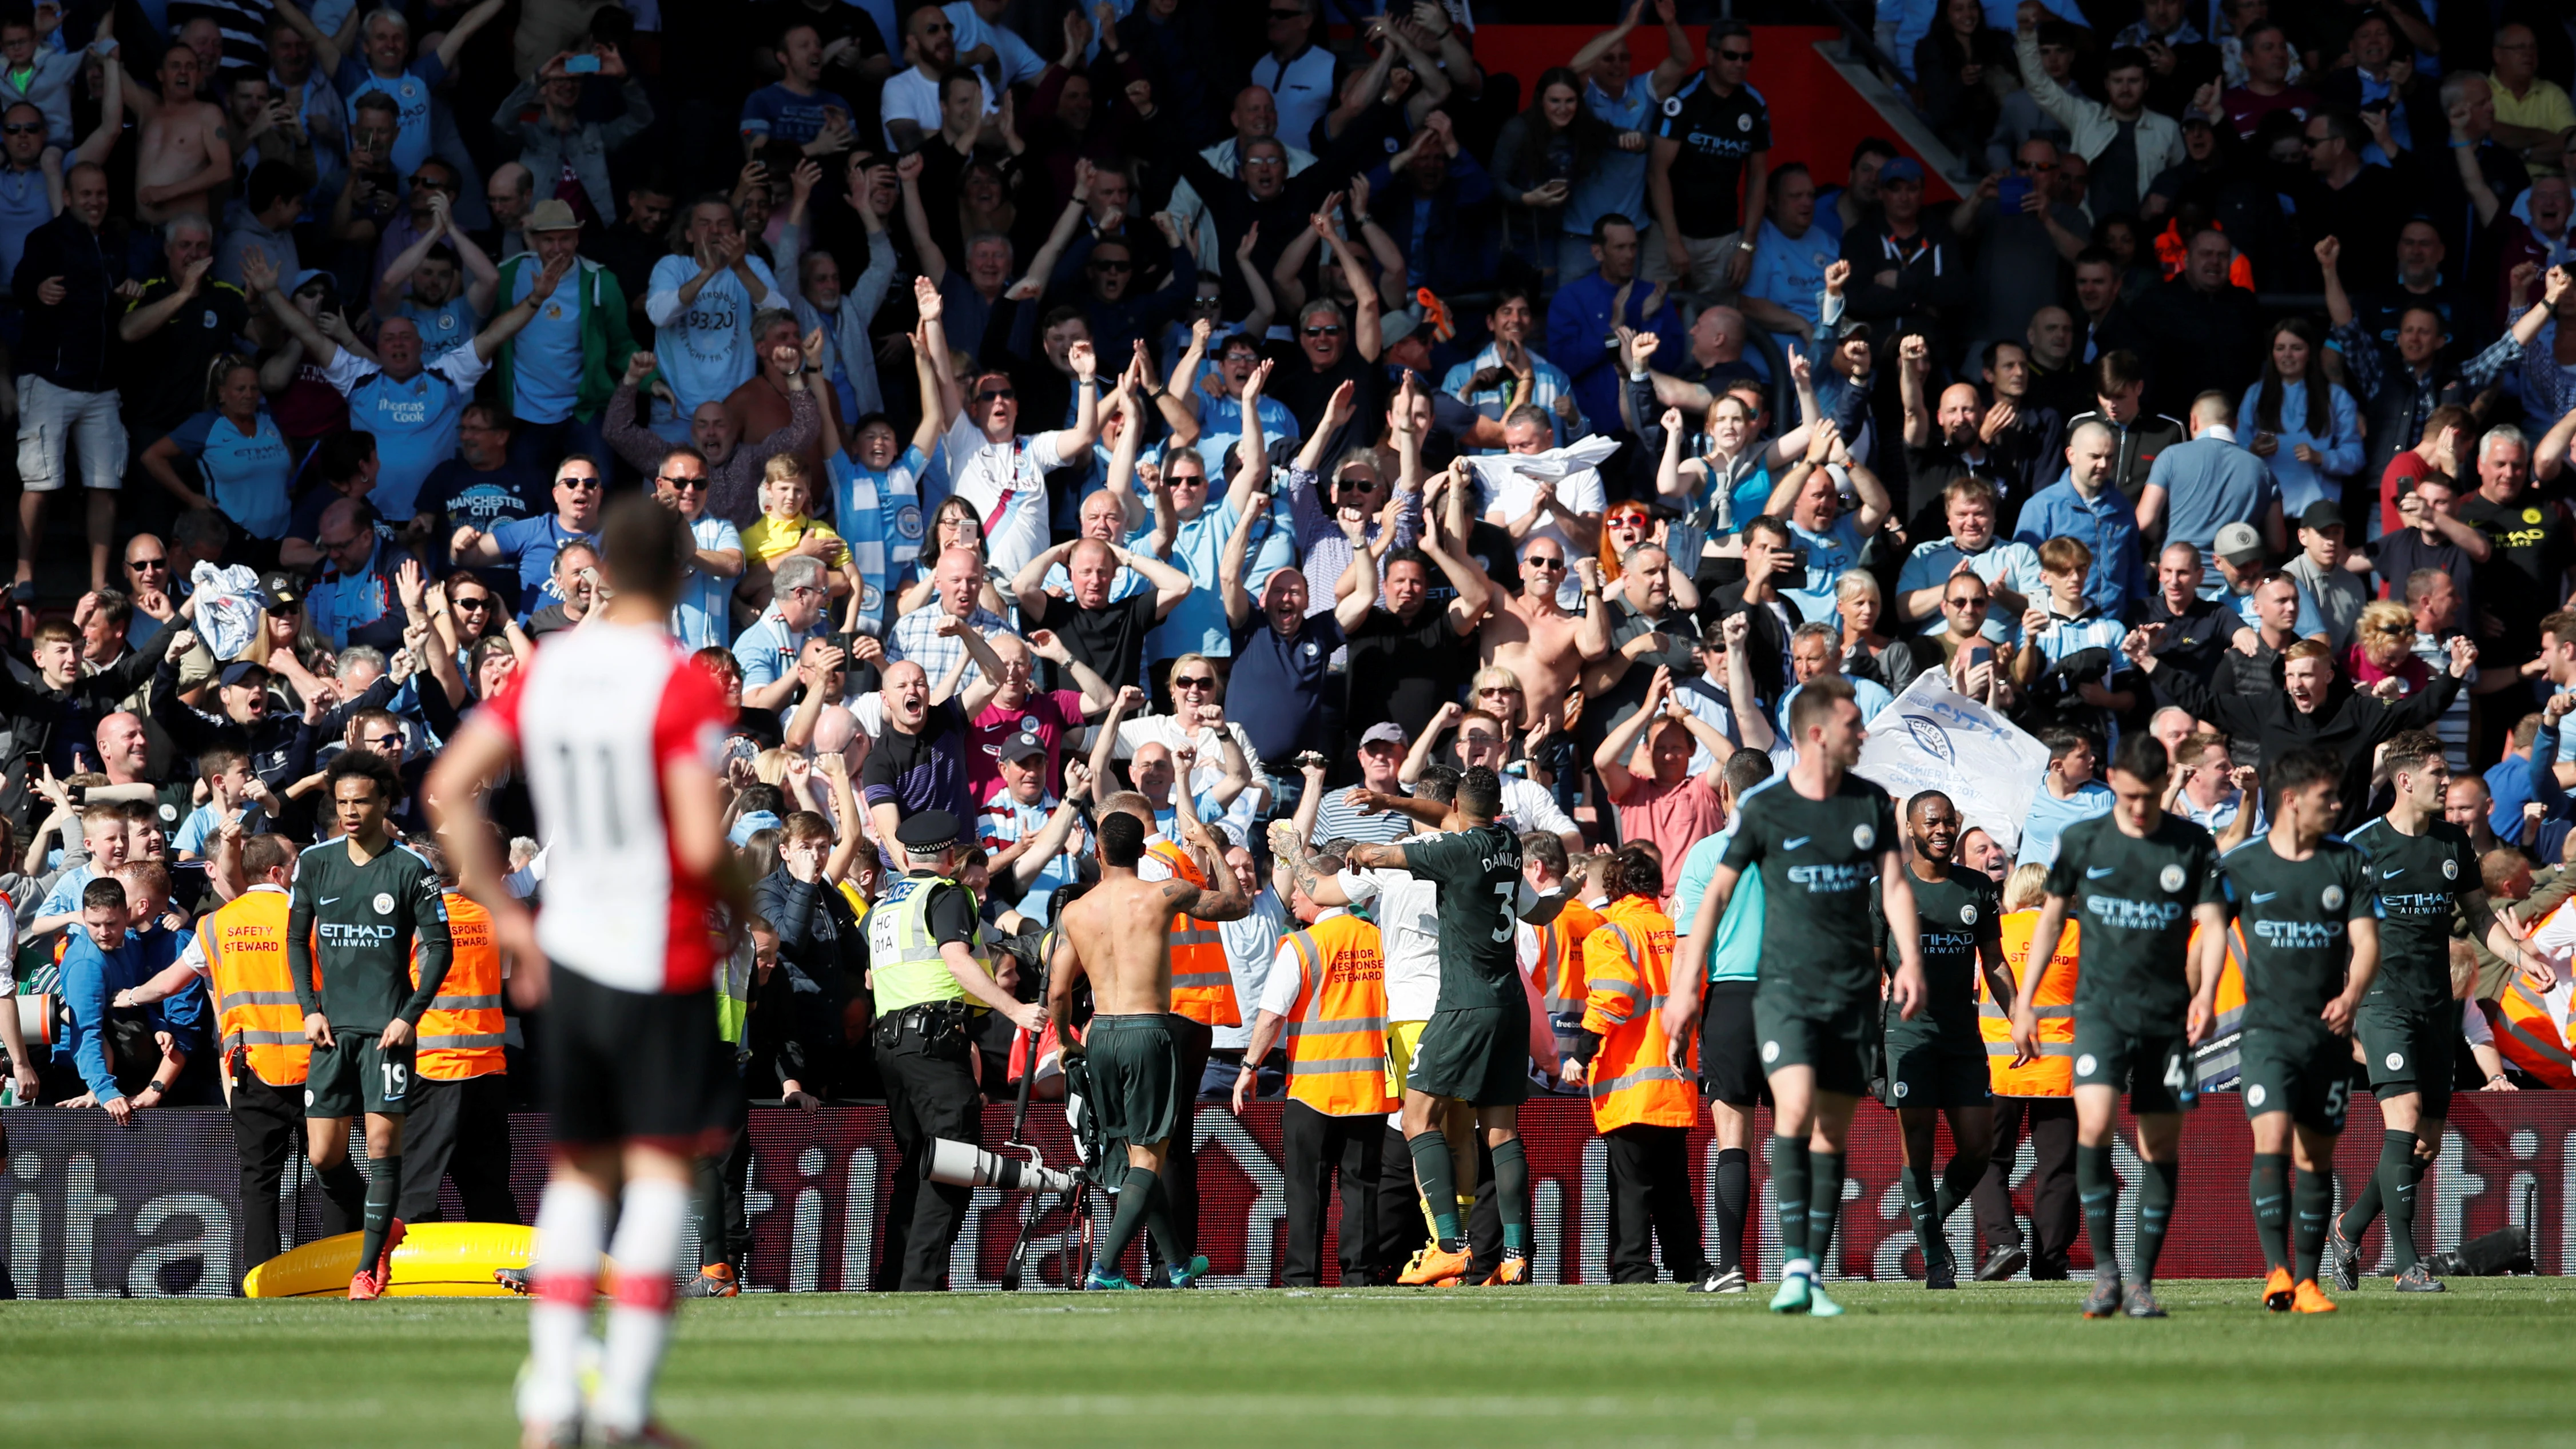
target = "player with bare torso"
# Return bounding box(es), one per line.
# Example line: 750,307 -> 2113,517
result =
430,495 -> 750,1448
1048,807 -> 1249,1291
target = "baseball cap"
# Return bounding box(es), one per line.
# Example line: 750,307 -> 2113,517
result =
998,730 -> 1048,763
1878,156 -> 1926,185
2214,521 -> 2267,566
523,198 -> 582,232
2297,499 -> 2344,532
1380,310 -> 1421,349
727,810 -> 783,846
217,660 -> 271,687
1832,316 -> 1873,343
1359,721 -> 1408,748
259,570 -> 299,607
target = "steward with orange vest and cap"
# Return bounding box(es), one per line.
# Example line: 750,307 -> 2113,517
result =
2015,730 -> 2226,1320
1874,790 -> 2016,1291
1524,833 -> 1604,1077
1563,845 -> 1713,1288
118,832 -> 367,1276
1971,863 -> 2082,1283
1233,850 -> 1396,1287
395,857 -> 519,1227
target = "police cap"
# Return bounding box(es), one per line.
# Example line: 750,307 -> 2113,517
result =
896,809 -> 961,855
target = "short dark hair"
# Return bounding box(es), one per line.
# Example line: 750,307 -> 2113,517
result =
2110,730 -> 2169,785
1417,762 -> 1464,806
2265,745 -> 2343,798
1591,212 -> 1636,244
2380,729 -> 2446,781
241,833 -> 296,878
602,490 -> 688,602
1723,747 -> 1774,798
325,747 -> 401,802
82,877 -> 125,912
317,429 -> 377,485
2093,348 -> 2148,397
248,160 -> 305,212
1522,830 -> 1569,877
1456,765 -> 1503,820
1787,675 -> 1855,740
1766,161 -> 1812,202
2105,45 -> 2149,74
1099,809 -> 1146,867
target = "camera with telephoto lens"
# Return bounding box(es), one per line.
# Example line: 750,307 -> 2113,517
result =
924,1139 -> 1084,1195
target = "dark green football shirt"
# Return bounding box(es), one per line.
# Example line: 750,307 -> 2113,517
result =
287,839 -> 452,1032
1402,822 -> 1531,1012
1874,864 -> 2002,1046
2045,811 -> 2223,1036
1721,773 -> 1901,1015
2216,835 -> 2375,1035
2343,814 -> 2477,1016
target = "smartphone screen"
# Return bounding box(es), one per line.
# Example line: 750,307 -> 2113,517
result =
1998,175 -> 2032,212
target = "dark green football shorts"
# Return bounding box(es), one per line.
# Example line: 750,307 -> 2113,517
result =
1406,1002 -> 1532,1108
304,1030 -> 412,1118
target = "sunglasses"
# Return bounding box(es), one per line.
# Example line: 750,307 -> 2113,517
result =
363,733 -> 404,750
2,122 -> 42,136
1168,472 -> 1208,487
452,595 -> 493,610
558,477 -> 602,491
1946,595 -> 1989,608
126,555 -> 168,570
977,388 -> 1015,403
1525,556 -> 1567,571
411,174 -> 459,190
1336,473 -> 1381,491
1717,48 -> 1754,61
1478,684 -> 1522,695
661,474 -> 710,491
1303,325 -> 1343,337
1171,674 -> 1217,689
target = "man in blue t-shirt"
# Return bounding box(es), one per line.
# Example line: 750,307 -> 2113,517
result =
738,21 -> 856,151
418,403 -> 546,538
295,0 -> 507,190
453,455 -> 603,615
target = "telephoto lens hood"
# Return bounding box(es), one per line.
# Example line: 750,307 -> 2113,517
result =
925,1138 -> 1083,1195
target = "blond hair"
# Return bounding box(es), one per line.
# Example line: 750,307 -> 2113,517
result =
2003,861 -> 2050,911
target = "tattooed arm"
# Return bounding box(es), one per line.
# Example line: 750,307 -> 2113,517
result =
1270,821 -> 1358,907
1167,818 -> 1252,922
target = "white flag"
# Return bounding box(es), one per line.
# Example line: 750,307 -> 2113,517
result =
1854,672 -> 2051,854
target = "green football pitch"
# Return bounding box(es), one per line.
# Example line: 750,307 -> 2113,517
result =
11,1280 -> 2573,1446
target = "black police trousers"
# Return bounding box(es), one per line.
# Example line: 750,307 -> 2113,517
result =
1606,1123 -> 1705,1284
874,1037 -> 979,1291
397,1072 -> 518,1223
1971,1097 -> 2079,1277
1279,1099 -> 1381,1286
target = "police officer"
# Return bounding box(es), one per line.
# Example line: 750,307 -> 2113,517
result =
867,810 -> 1047,1291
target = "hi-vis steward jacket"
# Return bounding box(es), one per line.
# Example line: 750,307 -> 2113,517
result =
1983,907 -> 2077,1096
1147,835 -> 1238,1028
2185,918 -> 2249,1091
1275,910 -> 1395,1116
2493,900 -> 2576,1087
1535,897 -> 1603,1018
415,891 -> 504,1081
198,883 -> 310,1088
1580,896 -> 1696,1130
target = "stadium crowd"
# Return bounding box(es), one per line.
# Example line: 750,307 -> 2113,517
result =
0,0 -> 2572,1296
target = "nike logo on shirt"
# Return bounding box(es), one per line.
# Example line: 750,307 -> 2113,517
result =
2381,867 -> 2404,878
2251,891 -> 2278,903
2086,866 -> 2116,879
1783,835 -> 1812,850
319,896 -> 341,906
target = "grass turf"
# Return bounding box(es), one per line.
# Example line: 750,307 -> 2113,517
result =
11,1279 -> 2571,1446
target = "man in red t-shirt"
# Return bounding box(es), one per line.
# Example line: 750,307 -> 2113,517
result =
965,630 -> 1115,803
1589,667 -> 1736,901
2375,406 -> 2467,538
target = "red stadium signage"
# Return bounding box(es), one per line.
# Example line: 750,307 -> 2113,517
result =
2,1098 -> 2569,1295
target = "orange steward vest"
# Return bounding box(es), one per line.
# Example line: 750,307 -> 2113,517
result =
1535,897 -> 1602,1017
2488,906 -> 2575,1088
1983,909 -> 2078,1096
1277,912 -> 1396,1116
1580,897 -> 1696,1130
200,887 -> 311,1088
1148,837 -> 1238,1027
414,891 -> 505,1081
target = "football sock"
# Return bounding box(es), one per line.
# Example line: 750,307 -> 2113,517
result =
693,1153 -> 728,1271
2372,1129 -> 2421,1270
2390,1138 -> 2431,1272
1142,1170 -> 1187,1271
2250,1153 -> 2290,1275
2292,1166 -> 2334,1286
1806,1150 -> 1847,1276
1768,1136 -> 1810,1267
1934,1153 -> 1984,1225
2134,1157 -> 2179,1284
1902,1162 -> 1943,1268
520,1177 -> 607,1431
358,1155 -> 400,1273
1712,1148 -> 1751,1275
316,1157 -> 368,1237
1492,1138 -> 1529,1253
1098,1166 -> 1155,1275
2076,1143 -> 2120,1279
597,1176 -> 687,1437
1408,1133 -> 1462,1251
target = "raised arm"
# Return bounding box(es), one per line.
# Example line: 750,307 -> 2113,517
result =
434,0 -> 510,76
1217,482 -> 1264,631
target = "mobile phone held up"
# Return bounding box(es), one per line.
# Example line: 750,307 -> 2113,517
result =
565,53 -> 601,73
1997,175 -> 2032,213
